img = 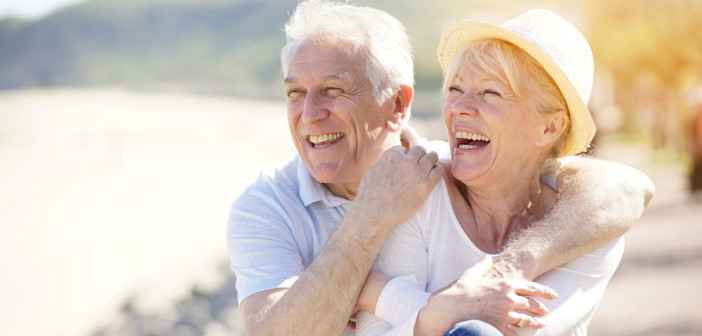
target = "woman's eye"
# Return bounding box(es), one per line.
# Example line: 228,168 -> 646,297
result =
448,86 -> 463,94
482,90 -> 501,97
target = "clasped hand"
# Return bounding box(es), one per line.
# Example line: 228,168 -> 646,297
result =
418,256 -> 558,336
354,145 -> 444,228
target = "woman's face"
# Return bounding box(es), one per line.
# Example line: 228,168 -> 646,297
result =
443,64 -> 552,185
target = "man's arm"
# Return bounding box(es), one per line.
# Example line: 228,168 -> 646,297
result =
240,146 -> 444,336
415,157 -> 653,335
490,156 -> 654,280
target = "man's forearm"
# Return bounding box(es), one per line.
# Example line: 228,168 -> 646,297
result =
492,156 -> 654,280
243,146 -> 444,335
244,208 -> 393,336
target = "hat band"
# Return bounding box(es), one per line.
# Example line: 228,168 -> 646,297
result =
502,24 -> 572,87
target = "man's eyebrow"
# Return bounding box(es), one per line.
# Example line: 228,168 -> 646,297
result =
284,72 -> 353,84
326,72 -> 352,82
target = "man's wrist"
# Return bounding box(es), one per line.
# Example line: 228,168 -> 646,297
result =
490,250 -> 538,280
342,204 -> 394,245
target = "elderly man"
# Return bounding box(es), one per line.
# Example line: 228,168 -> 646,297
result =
228,1 -> 654,335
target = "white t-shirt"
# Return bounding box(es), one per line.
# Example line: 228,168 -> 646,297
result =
355,178 -> 625,336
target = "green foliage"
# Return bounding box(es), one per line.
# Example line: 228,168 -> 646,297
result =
0,0 -> 300,98
0,0 -> 468,103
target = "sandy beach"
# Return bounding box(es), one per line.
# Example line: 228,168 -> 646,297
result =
0,88 -> 699,335
0,88 -> 295,335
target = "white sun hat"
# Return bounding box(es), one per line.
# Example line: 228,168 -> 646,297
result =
437,9 -> 596,157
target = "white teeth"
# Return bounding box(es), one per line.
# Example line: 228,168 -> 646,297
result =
310,132 -> 344,144
458,144 -> 479,149
455,131 -> 490,142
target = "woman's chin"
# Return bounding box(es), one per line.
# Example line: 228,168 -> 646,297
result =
451,164 -> 487,185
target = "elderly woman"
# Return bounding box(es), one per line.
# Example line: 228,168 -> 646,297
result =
354,9 -> 627,336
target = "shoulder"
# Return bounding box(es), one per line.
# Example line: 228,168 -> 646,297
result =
232,157 -> 301,210
229,156 -> 305,232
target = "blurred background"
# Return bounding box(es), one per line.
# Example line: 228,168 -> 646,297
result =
0,0 -> 700,335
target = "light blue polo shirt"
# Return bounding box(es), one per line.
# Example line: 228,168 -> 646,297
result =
228,155 -> 354,304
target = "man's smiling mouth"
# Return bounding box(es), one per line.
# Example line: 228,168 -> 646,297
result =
309,133 -> 345,148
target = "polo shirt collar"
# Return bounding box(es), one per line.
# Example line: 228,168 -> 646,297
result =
296,156 -> 351,207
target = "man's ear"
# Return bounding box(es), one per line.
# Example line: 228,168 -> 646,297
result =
386,85 -> 414,132
536,111 -> 567,146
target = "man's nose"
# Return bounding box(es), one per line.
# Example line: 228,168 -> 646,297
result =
302,91 -> 330,124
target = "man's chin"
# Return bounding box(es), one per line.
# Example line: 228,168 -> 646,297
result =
308,163 -> 343,183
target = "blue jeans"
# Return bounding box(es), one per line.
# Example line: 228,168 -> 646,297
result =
442,320 -> 502,336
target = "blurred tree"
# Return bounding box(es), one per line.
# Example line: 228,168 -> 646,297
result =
587,0 -> 702,154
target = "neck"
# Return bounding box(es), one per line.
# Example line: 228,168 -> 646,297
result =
325,181 -> 359,201
457,170 -> 556,254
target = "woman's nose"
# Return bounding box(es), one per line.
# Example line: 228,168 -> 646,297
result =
449,92 -> 479,117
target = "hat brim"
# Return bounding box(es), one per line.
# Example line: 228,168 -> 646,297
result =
437,20 -> 596,157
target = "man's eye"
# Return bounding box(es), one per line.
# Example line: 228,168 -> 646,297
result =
325,87 -> 343,94
287,89 -> 304,99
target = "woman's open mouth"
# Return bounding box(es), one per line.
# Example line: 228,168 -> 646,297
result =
455,131 -> 490,149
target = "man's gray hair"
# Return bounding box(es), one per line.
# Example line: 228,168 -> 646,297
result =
281,0 -> 414,106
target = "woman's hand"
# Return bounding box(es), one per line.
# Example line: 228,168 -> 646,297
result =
415,256 -> 558,336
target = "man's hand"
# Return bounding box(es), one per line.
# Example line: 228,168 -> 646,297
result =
239,146 -> 443,336
415,256 -> 558,336
355,145 -> 444,229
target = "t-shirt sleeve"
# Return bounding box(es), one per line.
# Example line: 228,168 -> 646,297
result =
227,180 -> 304,305
355,181 -> 445,335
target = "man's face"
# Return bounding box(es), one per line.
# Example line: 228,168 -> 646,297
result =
284,41 -> 397,195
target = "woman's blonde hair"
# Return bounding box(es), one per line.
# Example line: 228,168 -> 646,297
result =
443,39 -> 570,173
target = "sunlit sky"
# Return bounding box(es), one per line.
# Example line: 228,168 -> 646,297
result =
0,0 -> 85,20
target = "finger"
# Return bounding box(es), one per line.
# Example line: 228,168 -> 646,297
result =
347,313 -> 357,330
346,320 -> 356,330
427,162 -> 445,185
515,296 -> 549,316
508,312 -> 546,329
407,145 -> 427,160
389,144 -> 407,154
418,150 -> 439,170
498,325 -> 517,336
514,281 -> 558,300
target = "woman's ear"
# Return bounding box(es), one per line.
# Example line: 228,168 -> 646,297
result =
386,85 -> 414,132
536,110 -> 567,146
